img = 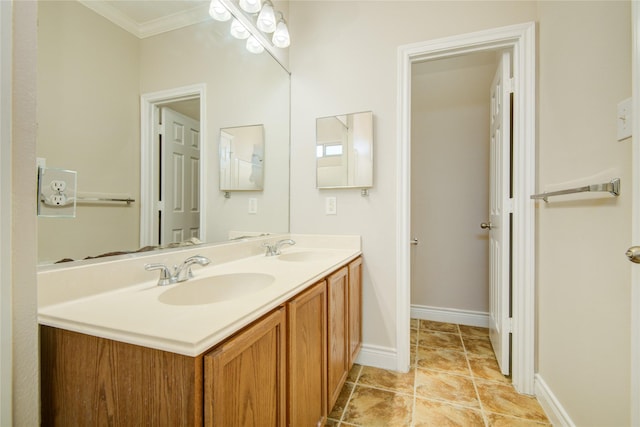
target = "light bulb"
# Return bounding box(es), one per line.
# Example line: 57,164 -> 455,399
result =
272,19 -> 290,48
256,1 -> 276,33
230,19 -> 250,40
246,36 -> 264,54
208,0 -> 230,21
239,0 -> 262,14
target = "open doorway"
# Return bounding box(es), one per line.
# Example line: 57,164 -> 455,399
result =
140,84 -> 207,248
397,22 -> 536,395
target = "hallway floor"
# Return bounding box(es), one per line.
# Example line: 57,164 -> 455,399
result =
327,319 -> 550,426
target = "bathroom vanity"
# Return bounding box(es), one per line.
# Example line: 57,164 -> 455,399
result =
38,235 -> 362,426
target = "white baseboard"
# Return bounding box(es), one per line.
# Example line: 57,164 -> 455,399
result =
354,343 -> 398,371
535,374 -> 575,427
410,304 -> 489,328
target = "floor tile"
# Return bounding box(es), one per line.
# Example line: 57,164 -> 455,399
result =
347,364 -> 362,383
328,381 -> 353,420
325,418 -> 340,427
358,366 -> 415,394
410,328 -> 418,345
459,325 -> 490,338
463,336 -> 495,357
467,354 -> 511,383
415,368 -> 480,408
341,385 -> 413,427
415,346 -> 471,376
485,412 -> 552,426
418,330 -> 464,351
411,318 -> 419,329
414,398 -> 485,427
419,320 -> 459,334
475,379 -> 549,422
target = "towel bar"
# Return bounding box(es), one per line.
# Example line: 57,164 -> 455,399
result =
530,178 -> 620,202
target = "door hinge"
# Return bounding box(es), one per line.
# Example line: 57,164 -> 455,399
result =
158,123 -> 165,136
507,317 -> 514,334
506,198 -> 514,213
156,200 -> 164,212
506,77 -> 515,94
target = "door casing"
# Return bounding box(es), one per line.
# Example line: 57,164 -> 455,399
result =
396,22 -> 536,394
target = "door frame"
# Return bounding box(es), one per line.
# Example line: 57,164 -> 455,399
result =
140,84 -> 207,247
631,2 -> 639,424
396,22 -> 536,394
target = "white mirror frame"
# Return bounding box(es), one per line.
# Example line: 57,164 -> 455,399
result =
140,84 -> 207,247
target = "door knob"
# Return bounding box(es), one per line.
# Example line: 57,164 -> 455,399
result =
480,222 -> 493,230
410,237 -> 419,246
626,246 -> 640,263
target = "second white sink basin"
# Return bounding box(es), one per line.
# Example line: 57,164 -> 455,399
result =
158,273 -> 275,306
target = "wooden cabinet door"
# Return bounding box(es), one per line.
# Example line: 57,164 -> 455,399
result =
326,267 -> 349,411
348,257 -> 363,366
204,307 -> 287,427
287,280 -> 327,427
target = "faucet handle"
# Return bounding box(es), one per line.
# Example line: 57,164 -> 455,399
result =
144,263 -> 174,286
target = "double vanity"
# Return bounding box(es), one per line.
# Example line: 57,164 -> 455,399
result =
38,234 -> 362,426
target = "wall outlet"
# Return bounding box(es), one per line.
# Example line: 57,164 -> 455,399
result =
50,180 -> 67,192
48,194 -> 67,206
617,97 -> 632,141
248,198 -> 258,214
325,197 -> 337,215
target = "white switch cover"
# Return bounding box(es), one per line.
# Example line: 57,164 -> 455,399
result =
325,197 -> 337,215
617,97 -> 632,141
248,198 -> 258,214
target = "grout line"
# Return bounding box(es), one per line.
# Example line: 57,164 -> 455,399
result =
461,327 -> 490,427
338,365 -> 361,425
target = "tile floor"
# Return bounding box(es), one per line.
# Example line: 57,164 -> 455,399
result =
327,319 -> 550,426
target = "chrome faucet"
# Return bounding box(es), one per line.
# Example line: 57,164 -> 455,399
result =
145,255 -> 211,286
263,239 -> 296,256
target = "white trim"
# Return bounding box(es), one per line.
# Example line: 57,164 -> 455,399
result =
631,2 -> 640,425
354,344 -> 398,371
534,374 -> 576,427
78,1 -> 211,39
140,84 -> 207,247
0,1 -> 12,424
397,22 -> 536,394
410,305 -> 489,328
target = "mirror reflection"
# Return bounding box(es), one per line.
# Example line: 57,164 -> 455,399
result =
36,1 -> 290,265
220,125 -> 265,191
316,111 -> 374,189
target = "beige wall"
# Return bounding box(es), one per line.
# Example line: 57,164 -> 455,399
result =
536,2 -> 631,425
410,53 -> 497,313
289,0 -> 632,423
11,2 -> 39,424
37,1 -> 141,263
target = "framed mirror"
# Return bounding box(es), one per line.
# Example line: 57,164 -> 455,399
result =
220,125 -> 265,191
316,111 -> 373,189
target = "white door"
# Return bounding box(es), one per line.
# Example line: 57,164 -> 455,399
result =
487,50 -> 512,375
160,107 -> 200,245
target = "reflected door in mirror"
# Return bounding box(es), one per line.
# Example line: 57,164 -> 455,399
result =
219,125 -> 265,191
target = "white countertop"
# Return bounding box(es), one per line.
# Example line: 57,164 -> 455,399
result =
38,236 -> 361,357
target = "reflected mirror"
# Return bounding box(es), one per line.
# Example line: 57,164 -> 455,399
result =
316,111 -> 373,189
220,125 -> 265,191
36,0 -> 290,264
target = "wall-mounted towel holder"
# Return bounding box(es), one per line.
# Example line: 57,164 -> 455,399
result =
530,178 -> 620,202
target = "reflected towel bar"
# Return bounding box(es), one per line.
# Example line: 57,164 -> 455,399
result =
530,178 -> 620,202
77,197 -> 135,205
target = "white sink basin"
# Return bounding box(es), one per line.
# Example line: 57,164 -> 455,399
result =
158,273 -> 275,306
277,251 -> 333,262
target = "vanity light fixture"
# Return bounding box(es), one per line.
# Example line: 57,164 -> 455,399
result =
209,0 -> 231,21
272,13 -> 290,48
246,36 -> 265,54
256,0 -> 276,33
239,0 -> 262,14
230,18 -> 250,39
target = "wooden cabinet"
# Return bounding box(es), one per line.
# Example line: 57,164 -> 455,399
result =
326,266 -> 350,410
348,257 -> 363,365
287,280 -> 327,427
204,307 -> 286,427
40,326 -> 203,426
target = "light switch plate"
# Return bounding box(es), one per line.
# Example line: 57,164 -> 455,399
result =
248,198 -> 257,214
325,197 -> 337,215
617,97 -> 632,141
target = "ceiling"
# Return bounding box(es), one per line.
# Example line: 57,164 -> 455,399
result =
78,0 -> 211,38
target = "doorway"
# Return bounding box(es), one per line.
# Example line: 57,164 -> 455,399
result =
397,22 -> 536,395
140,84 -> 207,248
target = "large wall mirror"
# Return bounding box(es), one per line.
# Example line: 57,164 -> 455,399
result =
36,1 -> 290,265
316,111 -> 373,189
